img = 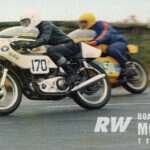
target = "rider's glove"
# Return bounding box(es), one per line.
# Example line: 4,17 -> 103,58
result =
22,42 -> 33,50
85,41 -> 97,46
10,41 -> 25,50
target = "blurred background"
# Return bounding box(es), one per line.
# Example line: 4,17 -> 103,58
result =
0,0 -> 150,79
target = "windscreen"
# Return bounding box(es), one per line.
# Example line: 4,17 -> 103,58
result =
68,29 -> 96,39
0,26 -> 39,39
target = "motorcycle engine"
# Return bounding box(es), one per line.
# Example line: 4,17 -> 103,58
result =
38,77 -> 69,93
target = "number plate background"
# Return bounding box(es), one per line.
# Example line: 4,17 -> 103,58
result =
30,59 -> 49,74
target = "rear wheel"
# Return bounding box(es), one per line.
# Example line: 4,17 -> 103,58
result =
72,62 -> 111,110
123,59 -> 148,94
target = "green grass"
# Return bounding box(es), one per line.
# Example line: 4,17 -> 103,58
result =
127,34 -> 150,75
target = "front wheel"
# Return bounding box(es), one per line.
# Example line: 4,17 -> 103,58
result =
0,71 -> 22,116
72,62 -> 111,110
123,59 -> 148,94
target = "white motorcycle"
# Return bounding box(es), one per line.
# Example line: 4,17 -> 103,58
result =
0,26 -> 111,116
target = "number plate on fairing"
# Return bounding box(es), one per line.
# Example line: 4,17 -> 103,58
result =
103,62 -> 116,74
30,58 -> 49,74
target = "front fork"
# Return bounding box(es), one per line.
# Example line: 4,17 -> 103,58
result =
0,67 -> 8,96
0,68 -> 8,88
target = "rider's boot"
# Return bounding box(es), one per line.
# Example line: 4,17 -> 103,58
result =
61,61 -> 78,83
120,62 -> 137,78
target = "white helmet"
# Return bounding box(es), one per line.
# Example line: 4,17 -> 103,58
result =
20,9 -> 42,27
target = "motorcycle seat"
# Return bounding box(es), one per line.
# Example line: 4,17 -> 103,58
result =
95,44 -> 138,54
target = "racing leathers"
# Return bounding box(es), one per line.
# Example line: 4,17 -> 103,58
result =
86,21 -> 128,68
24,21 -> 78,73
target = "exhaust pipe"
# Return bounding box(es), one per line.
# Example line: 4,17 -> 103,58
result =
71,74 -> 105,92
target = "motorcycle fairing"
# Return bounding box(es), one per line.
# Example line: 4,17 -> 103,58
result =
94,56 -> 121,83
0,38 -> 57,74
94,56 -> 121,75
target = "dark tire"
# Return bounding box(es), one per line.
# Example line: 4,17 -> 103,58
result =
123,59 -> 148,94
0,71 -> 22,116
72,62 -> 111,110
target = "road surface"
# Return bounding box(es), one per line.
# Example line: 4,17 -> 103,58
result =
0,87 -> 150,150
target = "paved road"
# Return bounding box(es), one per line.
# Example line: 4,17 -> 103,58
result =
0,87 -> 150,150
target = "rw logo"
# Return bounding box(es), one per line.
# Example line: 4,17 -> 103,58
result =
94,117 -> 133,133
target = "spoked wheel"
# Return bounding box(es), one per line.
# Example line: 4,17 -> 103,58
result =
72,62 -> 111,110
123,59 -> 148,94
0,71 -> 22,116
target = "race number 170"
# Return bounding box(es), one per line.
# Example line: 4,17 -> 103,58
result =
31,59 -> 49,74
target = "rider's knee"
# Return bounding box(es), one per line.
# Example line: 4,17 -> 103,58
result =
47,47 -> 54,54
107,47 -> 114,55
